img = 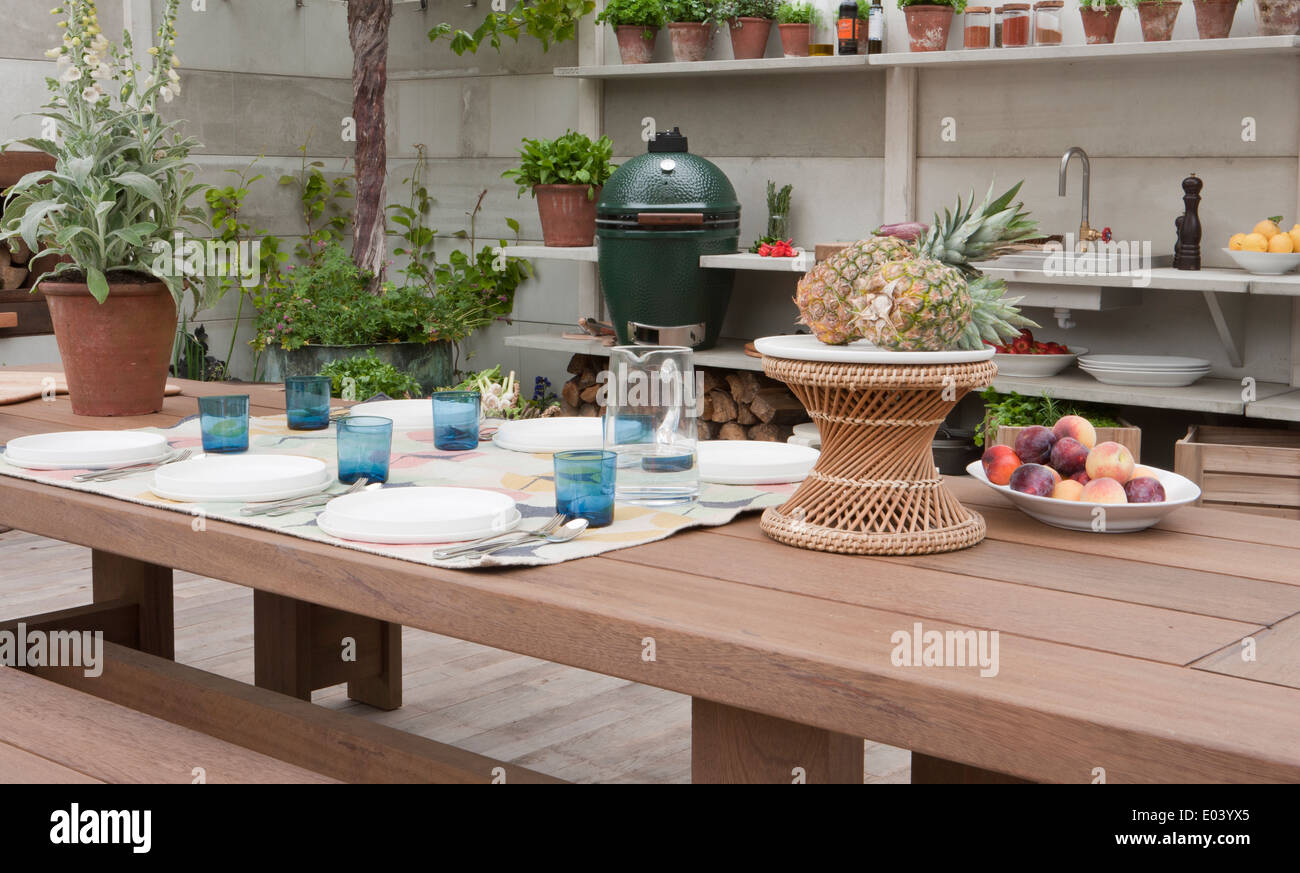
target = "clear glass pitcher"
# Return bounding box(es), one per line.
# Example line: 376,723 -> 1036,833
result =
601,345 -> 699,505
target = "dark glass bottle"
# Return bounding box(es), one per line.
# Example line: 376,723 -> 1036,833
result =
867,1 -> 884,54
837,1 -> 859,55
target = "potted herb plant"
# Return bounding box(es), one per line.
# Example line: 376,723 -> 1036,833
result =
720,0 -> 778,59
1256,0 -> 1300,33
502,131 -> 615,247
597,0 -> 667,64
1080,0 -> 1128,43
1137,0 -> 1181,38
775,1 -> 818,55
0,0 -> 212,416
898,0 -> 965,52
1192,0 -> 1238,36
664,0 -> 718,61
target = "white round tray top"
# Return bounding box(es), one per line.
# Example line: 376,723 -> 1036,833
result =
754,335 -> 996,365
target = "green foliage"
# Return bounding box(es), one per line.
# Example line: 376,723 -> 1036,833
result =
718,0 -> 778,19
975,389 -> 1122,447
501,131 -> 616,201
319,350 -> 422,401
386,144 -> 438,290
429,0 -> 596,56
596,0 -> 667,27
663,0 -> 720,22
897,0 -> 966,9
775,1 -> 818,23
278,140 -> 352,266
426,244 -> 531,345
0,0 -> 213,308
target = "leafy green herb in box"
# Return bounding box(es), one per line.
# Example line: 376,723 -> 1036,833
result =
976,389 -> 1122,447
319,350 -> 423,401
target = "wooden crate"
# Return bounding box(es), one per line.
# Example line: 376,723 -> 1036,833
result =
995,422 -> 1141,463
1175,425 -> 1300,519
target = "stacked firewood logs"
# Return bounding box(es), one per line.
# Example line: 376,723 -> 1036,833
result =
559,353 -> 810,442
0,239 -> 32,290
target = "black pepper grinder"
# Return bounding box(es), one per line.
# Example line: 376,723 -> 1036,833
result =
1174,174 -> 1203,271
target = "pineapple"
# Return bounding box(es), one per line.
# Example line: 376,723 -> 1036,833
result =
794,181 -> 1039,350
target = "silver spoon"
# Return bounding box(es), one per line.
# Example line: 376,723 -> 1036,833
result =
440,517 -> 589,561
431,513 -> 566,560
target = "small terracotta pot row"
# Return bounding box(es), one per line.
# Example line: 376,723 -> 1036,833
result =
614,19 -> 812,64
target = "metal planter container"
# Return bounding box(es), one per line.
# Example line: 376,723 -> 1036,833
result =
596,128 -> 740,350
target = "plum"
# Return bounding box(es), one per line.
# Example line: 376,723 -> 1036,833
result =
1008,463 -> 1057,497
1049,437 -> 1090,477
1070,470 -> 1091,485
1123,476 -> 1166,504
1013,426 -> 1057,465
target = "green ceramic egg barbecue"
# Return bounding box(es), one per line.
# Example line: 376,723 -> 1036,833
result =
596,128 -> 740,350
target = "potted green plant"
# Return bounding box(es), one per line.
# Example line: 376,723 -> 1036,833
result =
0,0 -> 211,416
720,0 -> 778,59
597,0 -> 667,64
1080,0 -> 1128,43
898,0 -> 965,51
775,1 -> 818,56
502,131 -> 615,247
1256,0 -> 1300,33
664,0 -> 718,61
1192,0 -> 1238,36
1137,0 -> 1181,38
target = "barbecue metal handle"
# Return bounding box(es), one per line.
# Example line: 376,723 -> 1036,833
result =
627,322 -> 706,348
636,212 -> 704,227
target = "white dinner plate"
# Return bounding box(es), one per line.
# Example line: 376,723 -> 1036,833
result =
494,417 -> 604,454
346,399 -> 430,429
965,460 -> 1200,533
1077,355 -> 1211,370
3,430 -> 169,469
754,335 -> 995,365
1079,367 -> 1209,388
149,476 -> 333,504
322,486 -> 518,539
153,454 -> 330,501
697,440 -> 820,484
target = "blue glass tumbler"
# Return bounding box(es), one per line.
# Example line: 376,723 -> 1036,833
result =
553,450 -> 617,528
198,395 -> 250,454
432,391 -> 480,451
336,416 -> 393,484
285,376 -> 332,430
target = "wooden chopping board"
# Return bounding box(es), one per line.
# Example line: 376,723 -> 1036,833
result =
0,371 -> 182,406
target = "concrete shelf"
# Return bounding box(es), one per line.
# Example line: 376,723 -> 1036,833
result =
991,370 -> 1292,416
555,54 -> 871,79
500,245 -> 598,262
870,35 -> 1300,69
699,252 -> 816,272
505,333 -> 765,372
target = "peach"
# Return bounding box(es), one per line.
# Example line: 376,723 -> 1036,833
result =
1009,463 -> 1057,497
1132,464 -> 1161,480
1052,479 -> 1085,501
981,445 -> 1022,486
1046,466 -> 1062,484
1048,437 -> 1090,477
1052,414 -> 1097,449
1085,441 -> 1135,484
1080,477 -> 1128,504
1013,425 -> 1057,465
1123,477 -> 1166,504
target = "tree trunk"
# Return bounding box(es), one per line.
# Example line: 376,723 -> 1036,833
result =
348,0 -> 392,294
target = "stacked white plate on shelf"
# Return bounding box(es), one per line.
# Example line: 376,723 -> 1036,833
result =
494,417 -> 603,454
787,422 -> 821,449
150,454 -> 332,503
697,440 -> 819,485
2,431 -> 170,470
1077,355 -> 1212,388
346,399 -> 429,429
316,486 -> 520,544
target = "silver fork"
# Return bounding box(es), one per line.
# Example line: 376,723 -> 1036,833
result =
240,477 -> 367,517
75,448 -> 192,482
431,512 -> 565,560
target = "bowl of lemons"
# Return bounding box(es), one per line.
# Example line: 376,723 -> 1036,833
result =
1226,218 -> 1300,275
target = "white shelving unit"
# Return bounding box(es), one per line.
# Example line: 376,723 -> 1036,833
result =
869,35 -> 1300,69
505,246 -> 816,272
506,333 -> 764,372
500,245 -> 597,262
991,371 -> 1292,416
555,54 -> 870,79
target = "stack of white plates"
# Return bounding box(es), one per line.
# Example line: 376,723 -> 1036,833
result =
317,487 -> 520,544
346,399 -> 430,429
494,417 -> 603,454
1078,355 -> 1211,387
788,422 -> 821,449
3,431 -> 171,471
150,454 -> 331,503
697,440 -> 819,485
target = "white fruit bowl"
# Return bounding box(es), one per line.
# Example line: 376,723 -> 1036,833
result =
992,346 -> 1087,378
964,460 -> 1201,533
1223,248 -> 1300,275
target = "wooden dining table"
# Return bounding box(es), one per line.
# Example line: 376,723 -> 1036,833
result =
0,367 -> 1298,783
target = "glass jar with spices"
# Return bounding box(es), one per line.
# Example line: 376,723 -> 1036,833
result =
964,6 -> 992,48
1033,0 -> 1064,45
993,6 -> 1002,46
999,3 -> 1031,47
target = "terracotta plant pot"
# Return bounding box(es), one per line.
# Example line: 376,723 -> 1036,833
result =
903,5 -> 954,52
778,22 -> 811,56
1193,0 -> 1237,35
1137,0 -> 1181,39
1079,6 -> 1123,43
667,21 -> 713,61
614,25 -> 658,63
728,17 -> 773,59
534,184 -> 599,247
41,277 -> 176,417
1256,0 -> 1300,34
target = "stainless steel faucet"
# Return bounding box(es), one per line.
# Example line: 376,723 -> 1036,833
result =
1059,147 -> 1108,252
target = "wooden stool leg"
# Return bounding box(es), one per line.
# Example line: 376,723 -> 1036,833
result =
692,698 -> 863,784
910,752 -> 1032,784
254,590 -> 402,710
91,550 -> 174,659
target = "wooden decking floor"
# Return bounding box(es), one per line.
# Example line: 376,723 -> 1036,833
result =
0,528 -> 910,784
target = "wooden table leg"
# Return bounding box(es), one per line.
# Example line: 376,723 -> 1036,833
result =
91,550 -> 174,659
691,698 -> 863,784
910,752 -> 1032,784
254,590 -> 402,711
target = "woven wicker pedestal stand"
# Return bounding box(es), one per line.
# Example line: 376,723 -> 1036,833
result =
758,343 -> 998,556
